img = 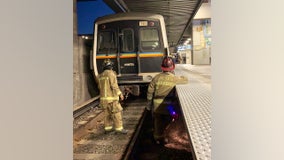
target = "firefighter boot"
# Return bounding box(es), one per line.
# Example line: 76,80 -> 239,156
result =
115,129 -> 128,134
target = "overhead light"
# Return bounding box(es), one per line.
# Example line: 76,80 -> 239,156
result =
81,36 -> 89,39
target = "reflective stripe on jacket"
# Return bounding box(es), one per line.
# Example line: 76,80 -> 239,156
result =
147,72 -> 177,114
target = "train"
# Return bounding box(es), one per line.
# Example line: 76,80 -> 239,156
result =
91,12 -> 169,97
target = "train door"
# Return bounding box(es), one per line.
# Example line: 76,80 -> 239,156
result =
118,27 -> 139,76
96,28 -> 118,74
138,23 -> 165,73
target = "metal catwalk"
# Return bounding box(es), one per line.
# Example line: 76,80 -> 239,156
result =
175,64 -> 211,160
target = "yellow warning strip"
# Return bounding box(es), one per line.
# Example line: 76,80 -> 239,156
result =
96,53 -> 164,59
96,55 -> 117,59
119,54 -> 136,58
139,53 -> 164,57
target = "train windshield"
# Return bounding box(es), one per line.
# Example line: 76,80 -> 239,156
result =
140,28 -> 161,51
98,31 -> 117,53
121,29 -> 134,52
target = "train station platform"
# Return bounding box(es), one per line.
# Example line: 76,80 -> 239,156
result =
175,64 -> 211,160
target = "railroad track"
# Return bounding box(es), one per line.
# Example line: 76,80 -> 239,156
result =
73,96 -> 100,119
73,97 -> 147,160
73,96 -> 192,160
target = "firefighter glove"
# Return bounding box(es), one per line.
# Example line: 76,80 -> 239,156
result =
119,94 -> 124,101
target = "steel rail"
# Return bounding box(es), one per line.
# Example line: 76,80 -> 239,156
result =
73,96 -> 100,119
122,109 -> 148,160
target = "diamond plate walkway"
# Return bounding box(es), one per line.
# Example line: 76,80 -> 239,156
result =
174,64 -> 211,160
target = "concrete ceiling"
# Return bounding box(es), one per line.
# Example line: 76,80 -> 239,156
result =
104,0 -> 204,47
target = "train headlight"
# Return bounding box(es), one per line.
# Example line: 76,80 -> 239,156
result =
149,21 -> 155,26
146,75 -> 153,81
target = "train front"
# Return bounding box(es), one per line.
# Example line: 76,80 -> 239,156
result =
92,13 -> 169,96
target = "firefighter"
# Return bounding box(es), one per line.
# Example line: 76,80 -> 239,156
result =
147,56 -> 188,144
96,59 -> 128,134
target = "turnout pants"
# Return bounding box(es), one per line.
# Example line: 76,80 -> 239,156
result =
153,113 -> 172,141
103,101 -> 124,131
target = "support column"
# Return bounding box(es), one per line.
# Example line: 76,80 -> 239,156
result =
73,0 -> 81,106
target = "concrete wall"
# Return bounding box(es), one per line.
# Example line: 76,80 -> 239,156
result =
73,0 -> 98,108
73,36 -> 99,107
193,48 -> 210,65
73,0 -> 81,106
192,2 -> 211,65
192,23 -> 211,65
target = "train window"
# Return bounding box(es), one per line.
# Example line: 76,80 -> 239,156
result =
140,28 -> 161,51
121,29 -> 134,52
98,31 -> 117,53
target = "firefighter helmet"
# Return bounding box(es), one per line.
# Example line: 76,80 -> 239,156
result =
103,59 -> 113,70
161,56 -> 175,71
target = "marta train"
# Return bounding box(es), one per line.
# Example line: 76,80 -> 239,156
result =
91,12 -> 170,96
